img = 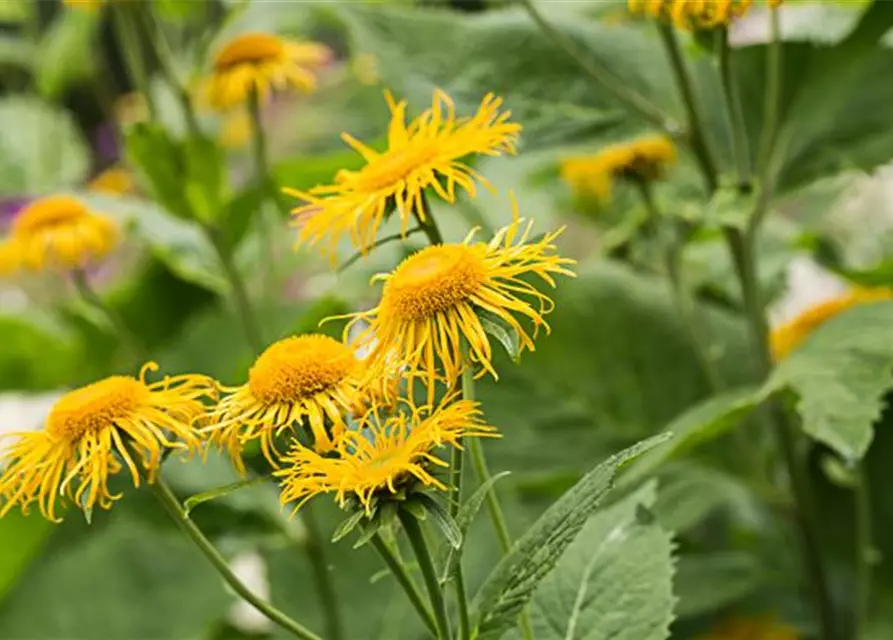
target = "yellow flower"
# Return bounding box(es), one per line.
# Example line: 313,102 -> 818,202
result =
628,0 -> 776,29
203,334 -> 370,472
285,90 -> 521,258
352,53 -> 381,86
115,92 -> 150,127
88,167 -> 134,196
276,394 -> 497,514
698,616 -> 799,640
0,363 -> 213,522
0,195 -> 118,275
218,109 -> 253,150
770,288 -> 893,361
205,32 -> 330,110
561,135 -> 675,202
344,207 -> 575,401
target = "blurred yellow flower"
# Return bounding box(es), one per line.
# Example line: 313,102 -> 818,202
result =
115,92 -> 150,128
0,195 -> 118,275
352,53 -> 381,86
276,394 -> 496,514
218,109 -> 253,150
285,90 -> 521,258
88,167 -> 134,196
770,288 -> 893,361
205,32 -> 330,110
628,0 -> 782,29
699,616 -> 799,640
0,363 -> 213,522
345,207 -> 575,401
561,135 -> 675,202
203,334 -> 368,472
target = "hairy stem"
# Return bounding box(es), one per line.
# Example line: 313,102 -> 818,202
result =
370,534 -> 438,636
398,510 -> 452,640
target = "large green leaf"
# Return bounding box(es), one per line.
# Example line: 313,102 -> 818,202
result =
0,97 -> 89,197
0,512 -> 51,602
673,552 -> 766,619
0,313 -> 82,391
35,8 -> 99,100
519,482 -> 675,640
470,435 -> 670,640
0,516 -> 232,638
762,300 -> 893,460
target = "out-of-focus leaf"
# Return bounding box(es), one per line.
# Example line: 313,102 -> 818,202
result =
0,35 -> 34,71
0,313 -> 82,391
0,517 -> 232,638
651,464 -> 755,533
470,435 -> 670,640
520,482 -> 675,640
0,97 -> 89,197
0,512 -> 52,601
674,552 -> 766,618
35,9 -> 99,99
762,300 -> 893,460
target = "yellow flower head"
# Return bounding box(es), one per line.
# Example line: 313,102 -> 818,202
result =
0,195 -> 118,275
770,288 -> 893,361
561,135 -> 675,202
219,109 -> 253,150
205,32 -> 330,110
344,207 -> 575,401
203,334 -> 370,472
628,0 -> 781,29
285,90 -> 521,259
698,615 -> 799,640
0,363 -> 213,522
276,394 -> 497,515
88,167 -> 134,196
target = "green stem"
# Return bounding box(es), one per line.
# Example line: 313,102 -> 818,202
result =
656,23 -> 719,193
300,504 -> 345,640
247,85 -> 289,215
204,225 -> 265,353
855,465 -> 873,639
757,7 -> 783,173
112,5 -> 158,120
398,510 -> 452,640
518,0 -> 672,130
451,350 -> 472,640
370,534 -> 438,637
633,182 -> 723,390
415,194 -> 445,246
148,476 -> 323,640
337,227 -> 425,274
717,28 -> 752,191
72,268 -> 149,363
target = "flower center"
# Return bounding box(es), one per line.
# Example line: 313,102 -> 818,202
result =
12,196 -> 89,236
355,143 -> 439,192
248,335 -> 357,404
214,33 -> 285,71
382,245 -> 486,321
46,377 -> 147,440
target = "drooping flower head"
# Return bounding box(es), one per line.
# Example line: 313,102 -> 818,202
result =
628,0 -> 781,29
561,135 -> 675,202
203,334 -> 373,472
344,204 -> 575,401
0,363 -> 214,522
697,615 -> 799,640
276,394 -> 497,515
770,288 -> 893,361
0,195 -> 119,275
285,90 -> 521,259
205,32 -> 330,110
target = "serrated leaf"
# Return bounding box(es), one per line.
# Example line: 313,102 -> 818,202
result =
182,476 -> 269,516
416,494 -> 462,550
762,300 -> 893,460
519,482 -> 675,640
470,434 -> 671,640
479,310 -> 521,363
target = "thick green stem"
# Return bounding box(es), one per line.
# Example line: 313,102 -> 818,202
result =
72,268 -> 149,364
370,534 -> 438,637
757,7 -> 783,172
450,352 -> 472,640
518,0 -> 672,130
656,23 -> 719,193
398,511 -> 452,640
415,194 -> 445,246
717,28 -> 752,191
148,476 -> 323,640
112,5 -> 157,120
300,504 -> 345,640
855,465 -> 873,639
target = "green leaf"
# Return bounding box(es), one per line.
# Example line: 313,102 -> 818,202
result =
126,123 -> 194,220
416,494 -> 462,550
479,309 -> 521,363
183,476 -> 270,516
0,313 -> 82,390
520,482 -> 675,640
332,509 -> 367,543
0,97 -> 89,197
619,386 -> 764,489
762,300 -> 893,460
0,512 -> 52,601
470,435 -> 671,640
674,552 -> 766,618
182,135 -> 228,224
35,9 -> 99,100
